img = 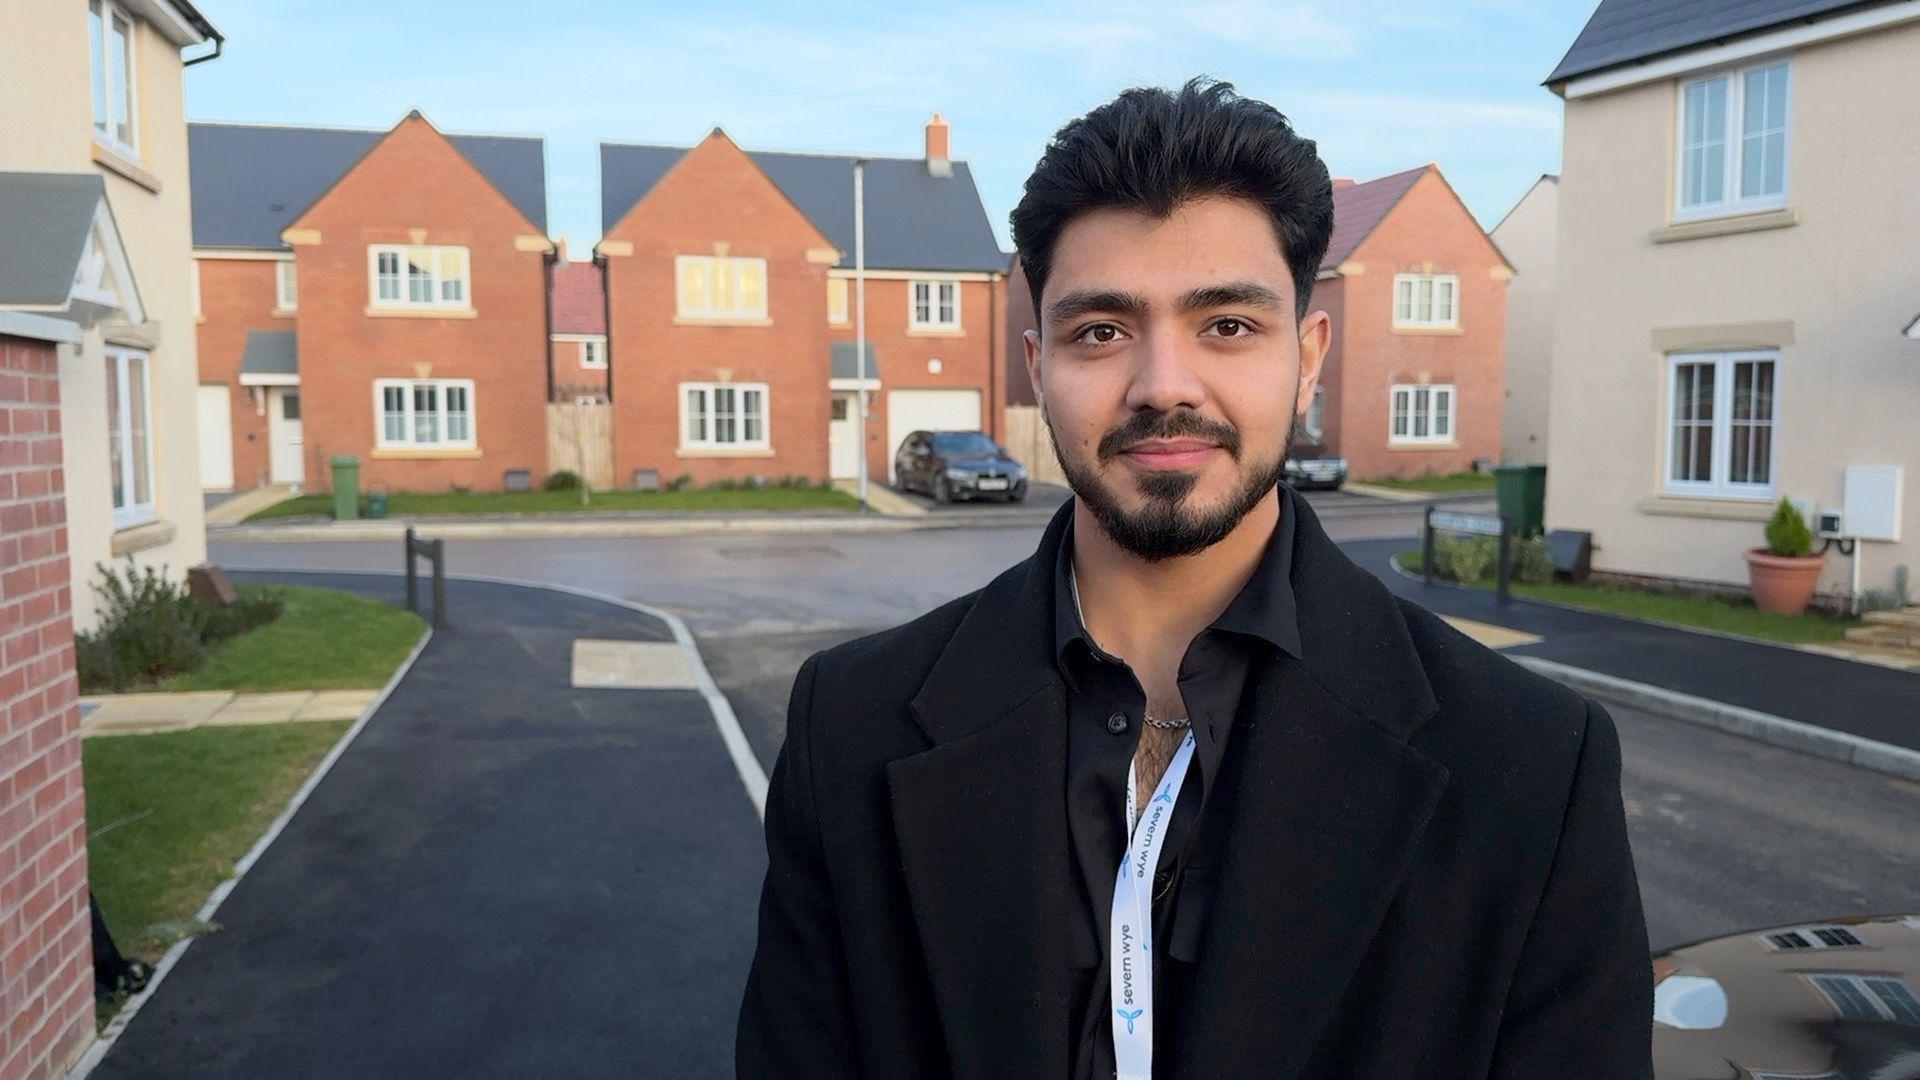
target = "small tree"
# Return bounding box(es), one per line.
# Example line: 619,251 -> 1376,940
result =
1763,498 -> 1815,558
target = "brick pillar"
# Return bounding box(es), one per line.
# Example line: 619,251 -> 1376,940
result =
0,332 -> 93,1079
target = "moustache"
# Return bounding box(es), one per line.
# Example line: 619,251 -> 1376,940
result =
1097,410 -> 1242,462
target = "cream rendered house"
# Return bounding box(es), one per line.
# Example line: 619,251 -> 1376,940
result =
0,1 -> 221,631
1546,0 -> 1920,608
1491,174 -> 1556,468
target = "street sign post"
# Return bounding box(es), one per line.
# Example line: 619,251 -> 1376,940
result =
1424,507 -> 1516,604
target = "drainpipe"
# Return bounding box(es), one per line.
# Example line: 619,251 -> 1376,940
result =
542,247 -> 557,403
988,272 -> 999,441
178,1 -> 225,66
596,251 -> 613,405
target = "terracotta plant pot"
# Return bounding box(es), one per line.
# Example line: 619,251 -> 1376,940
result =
1744,548 -> 1826,616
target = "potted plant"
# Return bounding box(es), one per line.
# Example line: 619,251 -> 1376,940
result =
1744,498 -> 1825,616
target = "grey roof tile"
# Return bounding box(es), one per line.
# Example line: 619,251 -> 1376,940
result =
240,330 -> 298,377
600,142 -> 1006,273
0,173 -> 108,305
831,340 -> 882,382
189,122 -> 547,249
1547,0 -> 1883,84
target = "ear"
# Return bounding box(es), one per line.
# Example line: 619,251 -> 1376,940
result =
1295,308 -> 1331,413
1022,328 -> 1044,408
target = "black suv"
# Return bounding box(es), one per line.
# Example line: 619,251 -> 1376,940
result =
894,431 -> 1029,503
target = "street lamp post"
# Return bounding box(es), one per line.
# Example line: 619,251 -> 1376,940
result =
853,158 -> 870,513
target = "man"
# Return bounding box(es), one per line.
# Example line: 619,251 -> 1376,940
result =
738,79 -> 1652,1078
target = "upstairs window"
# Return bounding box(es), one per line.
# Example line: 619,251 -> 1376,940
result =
1677,60 -> 1790,219
677,256 -> 767,320
369,245 -> 470,310
89,1 -> 138,156
827,277 -> 849,325
276,261 -> 298,311
911,279 -> 960,330
1393,274 -> 1458,329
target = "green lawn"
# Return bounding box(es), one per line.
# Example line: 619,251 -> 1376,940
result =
86,719 -> 353,964
1396,549 -> 1860,645
244,487 -> 859,521
159,584 -> 425,693
1359,471 -> 1498,494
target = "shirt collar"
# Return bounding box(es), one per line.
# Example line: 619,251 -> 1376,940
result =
1051,483 -> 1305,683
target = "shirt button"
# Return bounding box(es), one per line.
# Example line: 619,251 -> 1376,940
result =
1106,712 -> 1129,735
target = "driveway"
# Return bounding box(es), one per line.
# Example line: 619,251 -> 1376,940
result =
95,572 -> 765,1079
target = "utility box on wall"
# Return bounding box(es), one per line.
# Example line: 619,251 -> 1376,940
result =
1843,465 -> 1904,542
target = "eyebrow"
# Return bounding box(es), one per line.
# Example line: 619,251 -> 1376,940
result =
1043,280 -> 1287,327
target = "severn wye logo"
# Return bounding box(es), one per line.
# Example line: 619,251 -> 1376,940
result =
1116,1006 -> 1144,1034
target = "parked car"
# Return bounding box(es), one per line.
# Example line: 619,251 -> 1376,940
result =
1651,913 -> 1920,1078
1284,437 -> 1348,491
894,430 -> 1029,504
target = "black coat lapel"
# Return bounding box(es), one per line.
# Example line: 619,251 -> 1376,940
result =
887,501 -> 1075,1077
1171,493 -> 1453,1078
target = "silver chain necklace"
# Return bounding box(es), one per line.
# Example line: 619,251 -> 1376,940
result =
1069,559 -> 1192,730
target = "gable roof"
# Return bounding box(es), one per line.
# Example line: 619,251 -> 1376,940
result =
550,261 -> 605,336
1323,166 -> 1430,269
0,172 -> 145,325
1546,0 -> 1888,84
189,121 -> 548,249
600,142 -> 1005,273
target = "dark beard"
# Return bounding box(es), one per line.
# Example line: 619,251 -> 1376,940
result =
1048,405 -> 1294,563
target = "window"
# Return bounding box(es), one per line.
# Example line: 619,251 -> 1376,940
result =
1666,351 -> 1776,497
191,261 -> 201,318
276,261 -> 298,311
1305,385 -> 1325,439
368,246 -> 470,310
374,378 -> 475,448
1393,274 -> 1459,329
910,279 -> 960,331
1808,974 -> 1920,1024
579,339 -> 607,369
105,346 -> 155,527
1764,925 -> 1864,951
681,382 -> 769,450
827,277 -> 849,325
1389,383 -> 1456,445
676,256 -> 767,320
1677,60 -> 1789,218
89,1 -> 138,156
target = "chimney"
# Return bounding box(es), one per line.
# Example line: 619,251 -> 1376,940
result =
556,237 -> 570,262
925,111 -> 952,178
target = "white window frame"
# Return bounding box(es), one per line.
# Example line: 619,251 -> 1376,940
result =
579,338 -> 607,369
675,256 -> 768,321
367,245 -> 471,311
909,279 -> 961,331
1388,383 -> 1457,446
679,381 -> 770,451
1392,274 -> 1459,329
105,345 -> 157,528
827,277 -> 849,325
373,378 -> 477,449
1760,925 -> 1865,951
1674,58 -> 1791,221
275,260 -> 298,311
1663,350 -> 1777,500
89,0 -> 140,159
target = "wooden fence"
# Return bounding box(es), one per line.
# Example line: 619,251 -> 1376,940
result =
547,401 -> 615,490
1002,405 -> 1068,487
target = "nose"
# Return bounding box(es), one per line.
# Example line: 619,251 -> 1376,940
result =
1122,328 -> 1208,416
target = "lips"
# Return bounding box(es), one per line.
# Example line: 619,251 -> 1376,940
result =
1121,439 -> 1220,469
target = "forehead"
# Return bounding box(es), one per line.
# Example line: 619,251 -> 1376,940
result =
1044,195 -> 1294,300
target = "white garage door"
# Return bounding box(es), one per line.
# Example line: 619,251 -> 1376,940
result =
887,389 -> 982,481
197,383 -> 234,490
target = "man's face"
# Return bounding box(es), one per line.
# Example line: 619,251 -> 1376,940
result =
1024,195 -> 1330,561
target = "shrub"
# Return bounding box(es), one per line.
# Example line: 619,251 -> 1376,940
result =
1763,498 -> 1815,558
75,561 -> 209,692
1429,535 -> 1552,585
543,470 -> 583,492
202,587 -> 285,645
666,473 -> 694,492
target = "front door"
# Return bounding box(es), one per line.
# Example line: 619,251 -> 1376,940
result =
829,393 -> 858,479
196,383 -> 234,490
267,387 -> 304,485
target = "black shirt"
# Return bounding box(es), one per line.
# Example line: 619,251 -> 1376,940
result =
1055,484 -> 1303,1080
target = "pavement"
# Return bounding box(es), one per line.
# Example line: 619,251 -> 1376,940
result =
90,571 -> 764,1080
79,689 -> 378,736
1343,538 -> 1920,754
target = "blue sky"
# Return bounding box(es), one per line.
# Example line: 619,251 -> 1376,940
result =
184,1 -> 1599,255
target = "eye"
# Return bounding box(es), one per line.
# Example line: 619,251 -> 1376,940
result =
1073,323 -> 1126,345
1207,317 -> 1255,338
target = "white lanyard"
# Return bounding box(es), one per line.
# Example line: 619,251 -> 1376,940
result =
1109,729 -> 1196,1080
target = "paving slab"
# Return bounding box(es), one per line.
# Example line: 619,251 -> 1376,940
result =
200,691 -> 316,726
570,638 -> 700,689
80,692 -> 232,734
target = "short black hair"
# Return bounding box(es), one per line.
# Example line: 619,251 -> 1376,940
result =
1011,77 -> 1334,326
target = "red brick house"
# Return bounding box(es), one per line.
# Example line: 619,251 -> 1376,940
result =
190,114 -> 555,493
1307,165 -> 1511,480
596,114 -> 1008,488
549,250 -> 608,404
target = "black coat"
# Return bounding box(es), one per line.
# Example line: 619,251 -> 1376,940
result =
738,494 -> 1653,1078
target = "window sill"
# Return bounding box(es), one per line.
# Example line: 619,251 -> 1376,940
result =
1638,494 -> 1774,521
677,446 -> 776,458
370,447 -> 483,460
272,308 -> 298,319
907,326 -> 965,338
111,519 -> 176,556
1387,441 -> 1460,451
1651,207 -> 1798,244
1390,325 -> 1463,336
92,141 -> 162,194
672,316 -> 773,328
364,306 -> 478,319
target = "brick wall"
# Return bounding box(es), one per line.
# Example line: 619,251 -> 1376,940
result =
195,257 -> 286,491
0,333 -> 93,1080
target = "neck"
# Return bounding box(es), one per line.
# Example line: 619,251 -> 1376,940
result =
1070,487 -> 1280,665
